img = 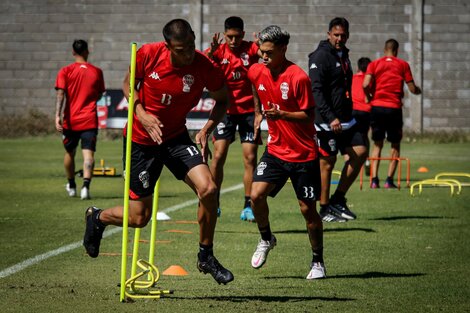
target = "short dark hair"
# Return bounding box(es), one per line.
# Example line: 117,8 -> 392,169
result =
385,39 -> 399,53
357,57 -> 371,73
328,17 -> 349,33
162,19 -> 195,43
72,40 -> 88,56
224,16 -> 244,31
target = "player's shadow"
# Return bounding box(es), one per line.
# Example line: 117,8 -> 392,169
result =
169,294 -> 354,303
371,215 -> 446,221
262,272 -> 425,280
274,228 -> 376,234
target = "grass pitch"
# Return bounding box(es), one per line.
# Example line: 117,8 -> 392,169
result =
0,135 -> 469,312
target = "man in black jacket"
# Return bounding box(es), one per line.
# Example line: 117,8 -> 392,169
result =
308,17 -> 368,222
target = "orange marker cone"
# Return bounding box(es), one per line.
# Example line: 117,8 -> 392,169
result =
417,166 -> 429,173
162,265 -> 188,276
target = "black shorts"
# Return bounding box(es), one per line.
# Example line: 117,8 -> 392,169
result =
62,129 -> 98,152
315,124 -> 368,157
370,107 -> 403,143
253,150 -> 321,201
352,110 -> 371,135
213,113 -> 262,144
123,132 -> 204,200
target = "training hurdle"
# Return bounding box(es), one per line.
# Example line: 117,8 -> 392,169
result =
409,172 -> 469,197
359,157 -> 410,190
120,43 -> 172,302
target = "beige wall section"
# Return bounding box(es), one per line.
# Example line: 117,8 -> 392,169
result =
0,0 -> 468,132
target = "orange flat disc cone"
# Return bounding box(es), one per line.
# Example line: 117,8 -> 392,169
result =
417,166 -> 429,173
162,265 -> 188,276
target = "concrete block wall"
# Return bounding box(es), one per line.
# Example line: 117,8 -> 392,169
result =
0,0 -> 468,132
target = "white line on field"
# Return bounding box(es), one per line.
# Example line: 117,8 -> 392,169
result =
0,183 -> 244,279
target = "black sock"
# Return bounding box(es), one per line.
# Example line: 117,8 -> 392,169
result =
386,176 -> 393,182
94,210 -> 106,228
244,196 -> 251,208
83,178 -> 91,189
332,190 -> 345,202
198,243 -> 213,261
312,248 -> 324,263
258,224 -> 272,241
68,179 -> 76,188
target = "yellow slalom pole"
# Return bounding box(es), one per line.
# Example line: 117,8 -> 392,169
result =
120,42 -> 137,302
131,228 -> 141,277
149,179 -> 160,267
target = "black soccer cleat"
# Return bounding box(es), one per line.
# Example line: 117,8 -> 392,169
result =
197,254 -> 234,285
83,206 -> 106,258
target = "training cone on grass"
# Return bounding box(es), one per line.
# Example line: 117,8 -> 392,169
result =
162,265 -> 188,276
417,166 -> 429,173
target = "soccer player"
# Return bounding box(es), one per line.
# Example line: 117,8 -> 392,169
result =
205,16 -> 261,222
55,39 -> 105,200
82,19 -> 234,285
363,39 -> 422,188
247,25 -> 325,279
308,17 -> 368,222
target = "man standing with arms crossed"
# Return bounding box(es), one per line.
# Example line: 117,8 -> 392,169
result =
55,39 -> 105,200
205,16 -> 261,222
308,17 -> 368,222
363,39 -> 422,188
248,25 -> 325,279
82,19 -> 234,285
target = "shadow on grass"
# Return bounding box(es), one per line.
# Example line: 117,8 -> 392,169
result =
263,272 -> 425,280
371,216 -> 446,221
168,294 -> 354,302
275,228 -> 375,234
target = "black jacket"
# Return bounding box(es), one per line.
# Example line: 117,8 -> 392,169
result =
308,40 -> 353,125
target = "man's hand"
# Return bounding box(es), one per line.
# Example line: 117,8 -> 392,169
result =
253,111 -> 263,141
55,116 -> 63,132
209,32 -> 222,56
137,110 -> 164,144
263,101 -> 283,120
195,129 -> 211,163
330,118 -> 342,134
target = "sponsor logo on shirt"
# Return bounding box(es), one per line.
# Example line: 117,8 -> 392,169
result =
221,59 -> 230,65
80,64 -> 88,69
149,72 -> 161,80
310,63 -> 317,69
335,62 -> 341,68
280,82 -> 289,100
258,84 -> 266,91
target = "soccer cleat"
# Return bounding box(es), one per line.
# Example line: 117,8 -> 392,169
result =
319,206 -> 347,223
251,235 -> 277,269
306,262 -> 327,279
66,183 -> 77,197
384,179 -> 397,189
329,198 -> 356,220
83,207 -> 106,258
240,207 -> 255,222
197,254 -> 234,285
370,177 -> 380,189
80,187 -> 91,200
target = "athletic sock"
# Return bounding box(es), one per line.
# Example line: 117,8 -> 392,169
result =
244,196 -> 251,209
83,178 -> 91,189
258,224 -> 273,241
312,248 -> 324,263
198,243 -> 214,262
331,190 -> 345,202
94,210 -> 106,228
68,179 -> 76,189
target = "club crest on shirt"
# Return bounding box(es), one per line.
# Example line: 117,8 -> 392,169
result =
280,82 -> 289,100
240,52 -> 249,66
182,74 -> 194,93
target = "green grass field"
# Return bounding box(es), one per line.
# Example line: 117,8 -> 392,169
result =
0,135 -> 469,312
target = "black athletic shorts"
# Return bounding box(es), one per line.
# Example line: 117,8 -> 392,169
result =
315,124 -> 368,157
62,129 -> 98,152
370,106 -> 403,143
213,112 -> 262,144
123,131 -> 204,200
253,150 -> 321,200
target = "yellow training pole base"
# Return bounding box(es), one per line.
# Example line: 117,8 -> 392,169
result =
124,259 -> 174,300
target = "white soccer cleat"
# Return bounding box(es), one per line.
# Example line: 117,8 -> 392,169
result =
66,183 -> 77,197
80,187 -> 91,200
306,262 -> 326,280
251,235 -> 277,269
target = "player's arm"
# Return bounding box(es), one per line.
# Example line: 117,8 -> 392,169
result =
55,89 -> 65,132
362,73 -> 374,103
406,81 -> 422,95
196,85 -> 229,162
252,84 -> 264,141
263,102 -> 314,123
122,72 -> 164,144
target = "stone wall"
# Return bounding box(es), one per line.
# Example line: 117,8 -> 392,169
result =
0,0 -> 468,132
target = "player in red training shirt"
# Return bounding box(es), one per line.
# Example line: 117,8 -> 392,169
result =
83,19 -> 234,285
363,39 -> 421,188
247,25 -> 325,279
351,57 -> 372,174
205,16 -> 261,222
55,39 -> 105,200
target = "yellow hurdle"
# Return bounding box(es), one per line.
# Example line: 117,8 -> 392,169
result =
410,178 -> 462,196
